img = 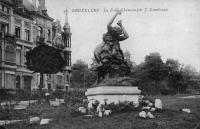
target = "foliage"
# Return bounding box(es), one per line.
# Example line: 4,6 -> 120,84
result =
130,52 -> 200,95
26,43 -> 66,99
0,89 -> 18,112
64,90 -> 86,107
123,50 -> 136,72
52,90 -> 65,99
0,89 -> 15,102
143,52 -> 168,82
71,59 -> 96,88
106,101 -> 138,113
25,43 -> 65,74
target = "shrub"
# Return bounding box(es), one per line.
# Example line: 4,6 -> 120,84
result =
64,90 -> 86,106
160,89 -> 176,95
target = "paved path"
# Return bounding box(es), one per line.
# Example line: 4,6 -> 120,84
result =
1,99 -> 65,110
180,95 -> 200,99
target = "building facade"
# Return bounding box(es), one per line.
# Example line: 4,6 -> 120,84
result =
0,0 -> 71,91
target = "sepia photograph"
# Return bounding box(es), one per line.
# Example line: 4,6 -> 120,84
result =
0,0 -> 200,128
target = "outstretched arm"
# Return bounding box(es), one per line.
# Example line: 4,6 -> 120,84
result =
107,10 -> 121,29
117,20 -> 129,41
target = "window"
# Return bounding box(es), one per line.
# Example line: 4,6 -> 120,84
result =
16,76 -> 21,89
57,75 -> 63,86
5,45 -> 15,62
5,74 -> 15,89
16,47 -> 21,65
15,27 -> 21,38
24,48 -> 30,64
37,26 -> 43,37
0,23 -> 9,37
25,29 -> 30,41
1,5 -> 9,13
47,29 -> 51,41
48,74 -> 51,79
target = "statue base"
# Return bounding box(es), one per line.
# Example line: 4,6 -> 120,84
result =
85,86 -> 141,104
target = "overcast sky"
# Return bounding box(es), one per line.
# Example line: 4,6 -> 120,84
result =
45,0 -> 200,72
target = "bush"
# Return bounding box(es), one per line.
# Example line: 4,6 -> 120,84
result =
0,89 -> 15,101
64,90 -> 86,107
106,101 -> 138,113
160,89 -> 176,95
52,90 -> 65,99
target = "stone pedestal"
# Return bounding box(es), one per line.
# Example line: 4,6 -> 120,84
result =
85,86 -> 141,104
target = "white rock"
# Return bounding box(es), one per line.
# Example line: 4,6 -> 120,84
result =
29,117 -> 40,124
98,111 -> 103,117
45,92 -> 50,96
88,101 -> 93,109
40,119 -> 52,125
104,110 -> 112,116
155,99 -> 162,109
96,101 -> 106,113
96,104 -> 103,112
148,102 -> 153,107
88,99 -> 98,109
142,106 -> 151,110
145,100 -> 150,104
134,103 -> 139,108
99,100 -> 106,106
78,107 -> 87,114
147,112 -> 155,119
150,108 -> 156,112
182,108 -> 191,113
139,111 -> 147,118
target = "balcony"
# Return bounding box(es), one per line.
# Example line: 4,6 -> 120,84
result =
16,39 -> 33,46
0,33 -> 16,43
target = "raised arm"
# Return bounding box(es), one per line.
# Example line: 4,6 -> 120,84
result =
107,10 -> 121,29
117,20 -> 129,41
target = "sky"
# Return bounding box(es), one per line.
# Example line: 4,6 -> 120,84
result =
44,0 -> 200,72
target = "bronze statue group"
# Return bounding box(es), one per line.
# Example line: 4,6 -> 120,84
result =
94,10 -> 131,83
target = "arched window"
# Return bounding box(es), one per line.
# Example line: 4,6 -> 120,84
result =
16,75 -> 21,89
47,29 -> 51,41
37,26 -> 43,37
5,45 -> 15,62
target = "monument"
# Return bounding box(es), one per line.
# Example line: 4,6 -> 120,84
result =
85,11 -> 141,104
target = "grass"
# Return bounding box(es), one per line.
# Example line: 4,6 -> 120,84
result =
3,94 -> 200,129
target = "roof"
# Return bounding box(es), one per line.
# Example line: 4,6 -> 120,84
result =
23,0 -> 36,11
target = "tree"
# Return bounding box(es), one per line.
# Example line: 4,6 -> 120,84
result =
165,59 -> 183,93
123,50 -> 136,72
182,65 -> 199,91
26,43 -> 66,95
71,60 -> 88,88
166,58 -> 180,72
143,52 -> 168,93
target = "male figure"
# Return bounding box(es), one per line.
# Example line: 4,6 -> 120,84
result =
101,10 -> 129,64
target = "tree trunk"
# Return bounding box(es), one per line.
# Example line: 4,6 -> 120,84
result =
39,73 -> 44,102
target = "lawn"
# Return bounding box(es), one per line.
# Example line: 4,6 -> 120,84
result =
4,95 -> 200,129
